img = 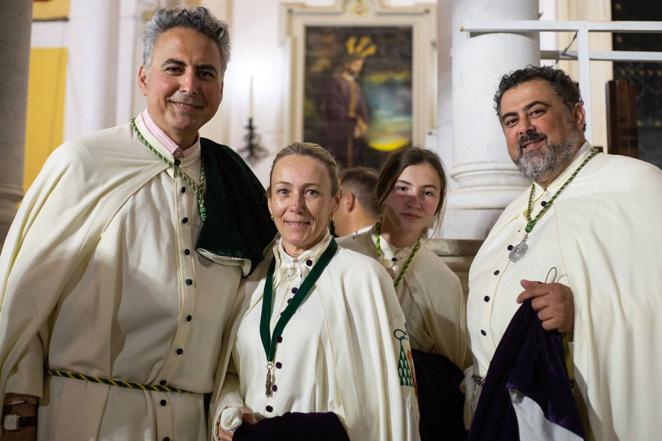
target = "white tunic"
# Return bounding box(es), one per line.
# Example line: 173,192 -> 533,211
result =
214,237 -> 420,441
0,118 -> 245,440
338,227 -> 468,369
468,146 -> 662,440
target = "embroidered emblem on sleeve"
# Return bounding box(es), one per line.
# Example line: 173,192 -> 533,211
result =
394,329 -> 415,388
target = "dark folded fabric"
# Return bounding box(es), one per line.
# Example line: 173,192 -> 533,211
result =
413,349 -> 467,441
234,411 -> 351,441
469,300 -> 584,441
197,139 -> 276,274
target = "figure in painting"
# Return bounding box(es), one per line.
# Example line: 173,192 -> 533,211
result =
322,36 -> 375,167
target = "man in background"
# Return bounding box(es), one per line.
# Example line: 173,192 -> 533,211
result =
333,167 -> 380,237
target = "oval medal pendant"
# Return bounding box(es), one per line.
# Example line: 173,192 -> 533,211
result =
508,236 -> 528,262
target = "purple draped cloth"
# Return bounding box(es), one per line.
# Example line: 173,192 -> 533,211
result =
469,300 -> 584,441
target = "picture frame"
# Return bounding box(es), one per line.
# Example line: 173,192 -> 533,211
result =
280,0 -> 437,169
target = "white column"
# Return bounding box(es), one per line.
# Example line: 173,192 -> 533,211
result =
200,0 -> 233,148
115,0 -> 144,124
65,0 -> 120,139
0,1 -> 32,244
441,0 -> 540,240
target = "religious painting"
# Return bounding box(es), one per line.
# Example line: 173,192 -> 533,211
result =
303,26 -> 413,169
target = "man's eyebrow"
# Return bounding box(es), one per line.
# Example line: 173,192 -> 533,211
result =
196,64 -> 218,73
501,100 -> 551,121
501,111 -> 517,121
160,59 -> 218,74
523,100 -> 550,111
161,58 -> 185,67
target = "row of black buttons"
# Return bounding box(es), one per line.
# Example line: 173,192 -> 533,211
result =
161,229 -> 192,441
480,218 -> 549,339
181,200 -> 194,356
177,199 -> 194,357
480,244 -> 511,334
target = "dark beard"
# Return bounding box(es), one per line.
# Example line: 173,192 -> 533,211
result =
514,130 -> 581,184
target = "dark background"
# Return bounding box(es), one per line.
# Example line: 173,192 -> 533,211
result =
612,0 -> 662,167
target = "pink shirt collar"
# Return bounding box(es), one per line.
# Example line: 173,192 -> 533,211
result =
140,109 -> 199,158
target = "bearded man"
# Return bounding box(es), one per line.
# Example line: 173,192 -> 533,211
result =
465,66 -> 662,440
0,7 -> 274,441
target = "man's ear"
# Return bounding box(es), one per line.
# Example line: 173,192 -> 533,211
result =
573,103 -> 586,131
138,65 -> 148,96
344,192 -> 356,211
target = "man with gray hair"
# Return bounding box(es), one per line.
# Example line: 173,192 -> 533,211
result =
0,7 -> 274,441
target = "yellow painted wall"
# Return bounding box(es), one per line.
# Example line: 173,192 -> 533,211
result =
24,48 -> 67,190
33,0 -> 70,20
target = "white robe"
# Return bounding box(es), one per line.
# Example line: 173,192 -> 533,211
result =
0,119 -> 245,440
467,146 -> 662,440
338,227 -> 468,369
213,238 -> 420,441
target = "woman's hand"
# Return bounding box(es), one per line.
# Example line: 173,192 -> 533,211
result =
216,407 -> 258,441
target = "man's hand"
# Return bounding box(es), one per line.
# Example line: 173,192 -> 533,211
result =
1,393 -> 38,441
217,407 -> 258,441
517,279 -> 575,333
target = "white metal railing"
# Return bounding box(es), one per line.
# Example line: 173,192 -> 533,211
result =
460,20 -> 662,140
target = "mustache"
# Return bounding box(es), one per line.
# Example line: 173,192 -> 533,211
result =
518,131 -> 547,149
168,92 -> 202,107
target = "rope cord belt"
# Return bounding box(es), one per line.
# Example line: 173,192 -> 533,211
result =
47,368 -> 195,394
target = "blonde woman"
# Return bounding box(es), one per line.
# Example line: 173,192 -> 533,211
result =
213,143 -> 420,441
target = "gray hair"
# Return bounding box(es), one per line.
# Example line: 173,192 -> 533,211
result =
268,142 -> 340,196
142,6 -> 230,72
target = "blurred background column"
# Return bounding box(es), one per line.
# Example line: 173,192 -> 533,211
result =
0,1 -> 33,245
440,0 -> 539,240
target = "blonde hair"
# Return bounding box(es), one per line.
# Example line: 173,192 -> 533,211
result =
268,142 -> 339,195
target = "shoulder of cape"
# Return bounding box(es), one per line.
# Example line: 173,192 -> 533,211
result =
323,246 -> 393,289
336,229 -> 374,255
415,243 -> 457,277
54,124 -> 158,168
201,138 -> 248,165
579,152 -> 662,190
200,138 -> 265,189
409,244 -> 462,290
36,125 -> 161,189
